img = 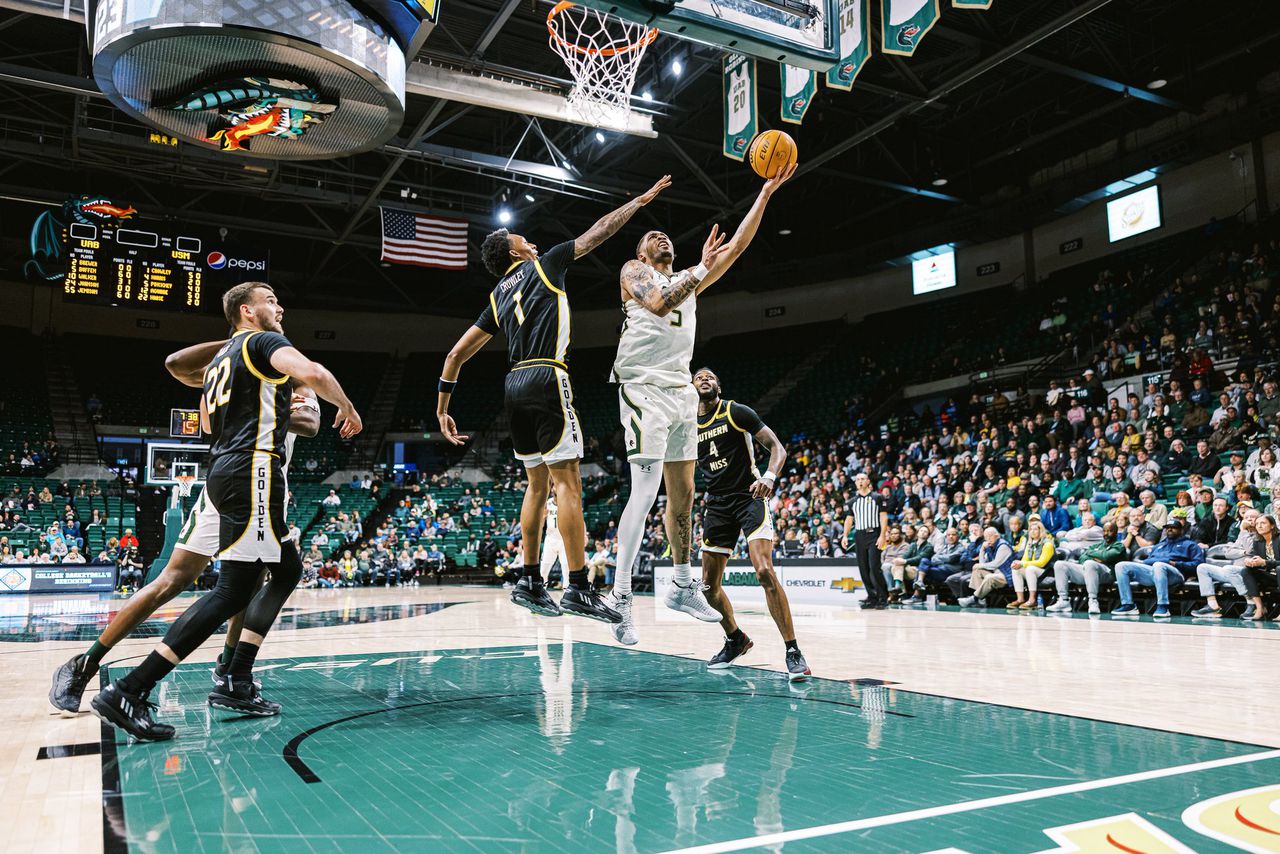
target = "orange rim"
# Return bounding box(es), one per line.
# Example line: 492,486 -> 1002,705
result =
547,1 -> 658,57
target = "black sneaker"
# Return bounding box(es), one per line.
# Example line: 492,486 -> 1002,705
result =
904,592 -> 927,606
785,648 -> 811,682
560,587 -> 622,624
1190,605 -> 1222,619
511,577 -> 562,617
208,675 -> 282,717
50,654 -> 98,714
90,682 -> 175,742
708,633 -> 753,669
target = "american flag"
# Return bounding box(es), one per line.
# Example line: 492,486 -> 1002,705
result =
379,208 -> 469,270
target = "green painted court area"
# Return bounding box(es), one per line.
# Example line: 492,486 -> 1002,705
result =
102,643 -> 1280,853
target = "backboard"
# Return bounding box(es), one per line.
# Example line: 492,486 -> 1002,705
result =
586,0 -> 841,72
146,442 -> 210,487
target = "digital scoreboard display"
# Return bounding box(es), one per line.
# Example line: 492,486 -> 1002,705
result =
62,219 -> 269,312
170,408 -> 203,438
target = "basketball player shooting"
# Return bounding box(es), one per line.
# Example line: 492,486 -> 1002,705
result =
606,161 -> 798,646
438,176 -> 672,623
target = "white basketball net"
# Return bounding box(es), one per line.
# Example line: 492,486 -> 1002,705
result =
174,475 -> 195,500
547,2 -> 657,130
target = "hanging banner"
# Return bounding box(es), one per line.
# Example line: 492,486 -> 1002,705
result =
882,0 -> 940,56
722,54 -> 757,161
952,0 -> 992,7
825,0 -> 872,91
781,64 -> 817,124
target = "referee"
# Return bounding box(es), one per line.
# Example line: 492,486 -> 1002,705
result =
842,473 -> 889,610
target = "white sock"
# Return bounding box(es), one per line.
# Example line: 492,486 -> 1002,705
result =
673,563 -> 692,585
613,463 -> 664,598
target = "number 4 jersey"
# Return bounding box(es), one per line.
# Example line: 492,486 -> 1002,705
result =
203,329 -> 294,460
696,400 -> 767,497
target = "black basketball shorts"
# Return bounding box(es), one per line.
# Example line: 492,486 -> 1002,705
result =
701,493 -> 775,555
205,450 -> 287,563
504,360 -> 583,468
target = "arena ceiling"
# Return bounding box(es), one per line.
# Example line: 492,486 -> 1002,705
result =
0,0 -> 1277,317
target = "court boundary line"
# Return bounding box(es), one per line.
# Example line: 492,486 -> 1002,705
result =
658,748 -> 1280,853
97,663 -> 129,854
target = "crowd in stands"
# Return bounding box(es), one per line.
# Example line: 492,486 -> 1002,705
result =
0,480 -> 139,565
1,436 -> 61,476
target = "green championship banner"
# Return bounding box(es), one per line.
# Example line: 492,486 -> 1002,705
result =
825,0 -> 872,91
882,0 -> 940,56
781,64 -> 817,124
723,54 -> 758,161
952,0 -> 992,7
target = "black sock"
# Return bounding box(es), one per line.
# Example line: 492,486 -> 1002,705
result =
118,651 -> 176,695
83,640 -> 112,669
523,564 -> 542,584
784,639 -> 800,653
228,642 -> 260,680
568,569 -> 589,590
728,627 -> 746,643
591,576 -> 604,592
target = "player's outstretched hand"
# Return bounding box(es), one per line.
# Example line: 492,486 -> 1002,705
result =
700,224 -> 729,269
636,175 -> 673,206
749,478 -> 775,500
335,404 -> 363,439
763,161 -> 798,196
438,413 -> 468,445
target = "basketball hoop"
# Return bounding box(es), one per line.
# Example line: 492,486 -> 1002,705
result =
547,2 -> 658,130
174,474 -> 196,503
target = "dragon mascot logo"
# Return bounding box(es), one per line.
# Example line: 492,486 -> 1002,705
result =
25,194 -> 138,282
166,76 -> 338,152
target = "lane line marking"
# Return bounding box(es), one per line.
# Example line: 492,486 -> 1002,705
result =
659,749 -> 1280,853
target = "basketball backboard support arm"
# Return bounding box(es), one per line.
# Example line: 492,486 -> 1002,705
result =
406,62 -> 657,137
579,0 -> 841,72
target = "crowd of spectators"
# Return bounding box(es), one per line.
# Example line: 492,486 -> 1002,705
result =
1,436 -> 61,476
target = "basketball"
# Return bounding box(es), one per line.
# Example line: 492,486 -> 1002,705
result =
748,129 -> 798,179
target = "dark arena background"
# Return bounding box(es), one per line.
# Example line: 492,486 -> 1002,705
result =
1,0 -> 1279,851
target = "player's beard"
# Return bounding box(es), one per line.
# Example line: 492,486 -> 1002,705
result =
697,387 -> 719,403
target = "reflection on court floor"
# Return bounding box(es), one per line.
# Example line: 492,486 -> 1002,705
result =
100,635 -> 1278,853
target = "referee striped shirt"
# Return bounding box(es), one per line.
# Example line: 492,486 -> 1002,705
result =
848,492 -> 885,533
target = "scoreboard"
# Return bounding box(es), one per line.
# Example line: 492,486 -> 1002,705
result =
62,219 -> 269,312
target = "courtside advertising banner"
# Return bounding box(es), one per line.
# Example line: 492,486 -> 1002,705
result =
0,564 -> 117,594
723,54 -> 757,161
825,0 -> 872,91
653,560 -> 865,622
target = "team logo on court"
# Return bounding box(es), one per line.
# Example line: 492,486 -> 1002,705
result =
165,76 -> 338,153
896,25 -> 921,47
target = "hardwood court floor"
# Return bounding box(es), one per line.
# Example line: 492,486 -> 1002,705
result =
2,586 -> 1277,852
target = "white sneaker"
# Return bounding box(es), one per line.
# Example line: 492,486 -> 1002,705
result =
607,590 -> 638,646
1046,599 -> 1072,613
957,596 -> 977,608
665,580 -> 722,622
1087,599 -> 1101,615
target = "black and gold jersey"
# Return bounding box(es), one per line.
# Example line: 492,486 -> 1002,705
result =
697,399 -> 767,497
203,329 -> 293,459
474,241 -> 575,368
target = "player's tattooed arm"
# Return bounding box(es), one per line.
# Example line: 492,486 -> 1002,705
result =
575,175 -> 672,259
622,259 -> 699,317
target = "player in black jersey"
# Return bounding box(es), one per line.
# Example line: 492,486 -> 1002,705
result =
438,175 -> 671,622
693,368 -> 810,681
91,282 -> 362,742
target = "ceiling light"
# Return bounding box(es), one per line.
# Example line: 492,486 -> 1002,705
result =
778,228 -> 792,236
524,193 -> 535,202
595,131 -> 606,143
498,209 -> 512,225
641,90 -> 653,101
931,177 -> 949,187
671,59 -> 683,76
1148,78 -> 1167,90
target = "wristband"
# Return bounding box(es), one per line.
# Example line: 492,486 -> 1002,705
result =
691,263 -> 710,281
438,378 -> 457,394
762,471 -> 777,483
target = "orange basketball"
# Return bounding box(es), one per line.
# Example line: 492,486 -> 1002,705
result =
748,130 -> 798,179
